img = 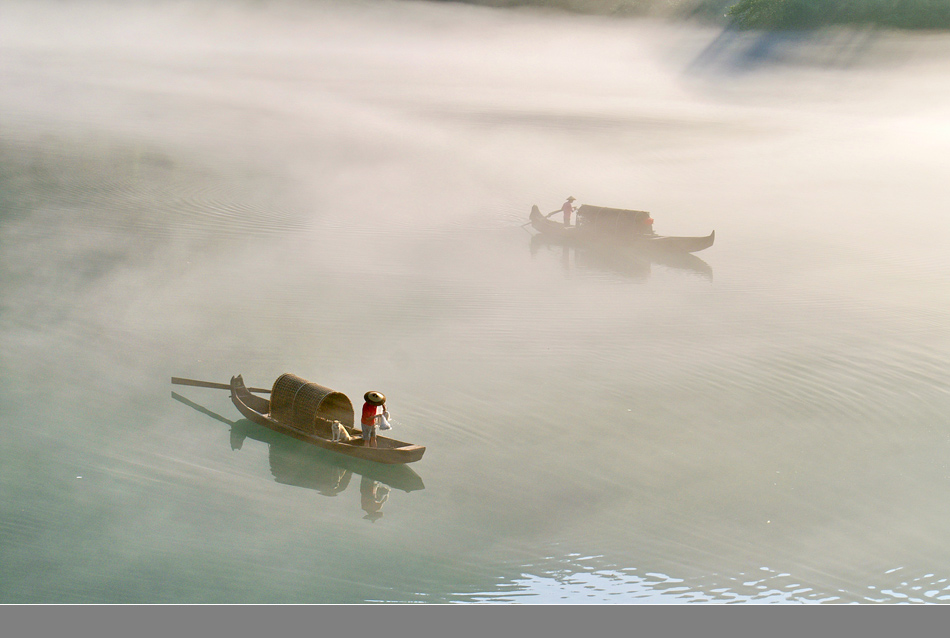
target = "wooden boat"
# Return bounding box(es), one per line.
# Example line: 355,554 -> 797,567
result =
171,390 -> 425,492
229,373 -> 425,464
529,204 -> 714,253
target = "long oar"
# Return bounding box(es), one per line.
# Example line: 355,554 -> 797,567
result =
171,376 -> 271,393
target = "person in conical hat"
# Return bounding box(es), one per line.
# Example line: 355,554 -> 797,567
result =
361,391 -> 386,448
546,196 -> 577,226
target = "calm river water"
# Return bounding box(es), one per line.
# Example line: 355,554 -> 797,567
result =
3,0 -> 950,603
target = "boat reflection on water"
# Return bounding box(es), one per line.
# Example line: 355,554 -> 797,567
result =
229,419 -> 424,494
172,392 -> 424,520
529,233 -> 713,281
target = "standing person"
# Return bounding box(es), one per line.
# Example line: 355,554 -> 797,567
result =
547,196 -> 576,226
361,391 -> 386,448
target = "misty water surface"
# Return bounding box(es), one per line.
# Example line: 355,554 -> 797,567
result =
2,0 -> 950,603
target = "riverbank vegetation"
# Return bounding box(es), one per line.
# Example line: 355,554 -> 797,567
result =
434,1 -> 950,30
726,0 -> 950,30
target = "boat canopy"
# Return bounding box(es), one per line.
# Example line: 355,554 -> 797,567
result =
576,205 -> 653,234
270,373 -> 355,434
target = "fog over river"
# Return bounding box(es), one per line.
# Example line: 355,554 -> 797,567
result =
2,0 -> 950,603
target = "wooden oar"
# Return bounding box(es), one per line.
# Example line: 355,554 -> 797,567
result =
171,377 -> 271,393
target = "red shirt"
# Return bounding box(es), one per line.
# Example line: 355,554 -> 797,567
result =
361,402 -> 381,427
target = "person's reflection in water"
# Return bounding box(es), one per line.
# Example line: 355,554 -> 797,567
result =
360,475 -> 390,522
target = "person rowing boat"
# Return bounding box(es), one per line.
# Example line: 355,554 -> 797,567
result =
545,195 -> 576,226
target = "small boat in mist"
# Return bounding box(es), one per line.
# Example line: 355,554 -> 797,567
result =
171,391 -> 425,493
528,204 -> 715,253
171,374 -> 426,464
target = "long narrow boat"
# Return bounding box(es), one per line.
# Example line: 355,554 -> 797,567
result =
529,204 -> 714,253
171,390 -> 425,491
229,374 -> 425,464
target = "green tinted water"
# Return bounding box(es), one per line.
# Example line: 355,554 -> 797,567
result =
2,0 -> 950,603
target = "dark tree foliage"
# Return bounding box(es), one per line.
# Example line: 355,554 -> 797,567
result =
727,0 -> 950,29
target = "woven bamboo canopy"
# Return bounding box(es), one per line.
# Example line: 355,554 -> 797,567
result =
269,373 -> 355,435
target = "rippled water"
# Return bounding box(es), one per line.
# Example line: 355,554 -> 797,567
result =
3,0 -> 950,604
